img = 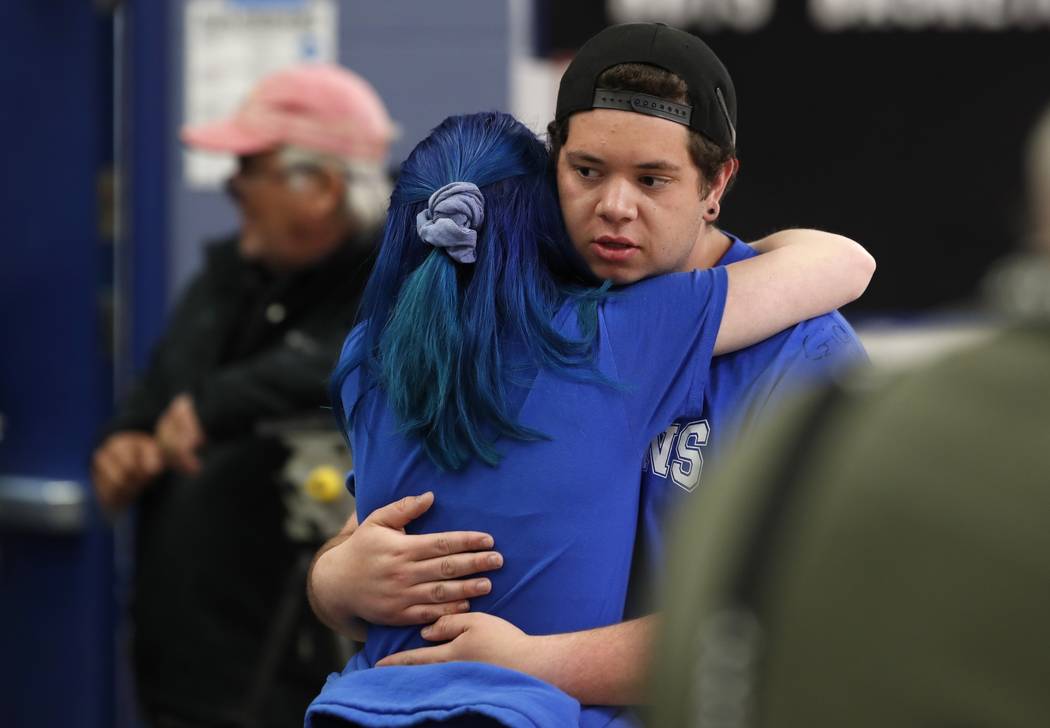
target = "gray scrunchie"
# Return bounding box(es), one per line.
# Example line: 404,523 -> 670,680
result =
415,181 -> 485,264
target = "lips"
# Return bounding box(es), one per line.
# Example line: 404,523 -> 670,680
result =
591,236 -> 639,264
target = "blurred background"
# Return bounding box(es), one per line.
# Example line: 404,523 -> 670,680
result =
1,1 -> 1047,726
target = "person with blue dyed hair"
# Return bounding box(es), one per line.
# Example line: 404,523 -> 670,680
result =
309,24 -> 874,721
304,110 -> 872,726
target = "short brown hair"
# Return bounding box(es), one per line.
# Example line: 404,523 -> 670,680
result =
547,63 -> 737,196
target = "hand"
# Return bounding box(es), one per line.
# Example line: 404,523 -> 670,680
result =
380,614 -> 657,705
376,612 -> 533,672
310,492 -> 503,628
91,431 -> 164,513
155,393 -> 205,475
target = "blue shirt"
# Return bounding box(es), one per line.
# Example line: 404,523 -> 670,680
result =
633,235 -> 868,590
307,268 -> 728,728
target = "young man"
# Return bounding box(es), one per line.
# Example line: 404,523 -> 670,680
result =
307,23 -> 868,716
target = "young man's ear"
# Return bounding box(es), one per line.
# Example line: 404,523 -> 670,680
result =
702,158 -> 740,222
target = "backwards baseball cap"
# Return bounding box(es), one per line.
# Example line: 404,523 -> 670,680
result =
555,23 -> 737,149
181,63 -> 396,162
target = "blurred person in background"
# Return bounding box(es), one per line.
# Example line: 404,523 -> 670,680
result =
983,101 -> 1050,317
648,99 -> 1050,727
307,23 -> 868,717
648,315 -> 1050,727
90,63 -> 394,728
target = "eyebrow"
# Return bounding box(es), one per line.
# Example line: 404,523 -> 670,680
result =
564,151 -> 605,166
564,150 -> 681,173
635,160 -> 681,172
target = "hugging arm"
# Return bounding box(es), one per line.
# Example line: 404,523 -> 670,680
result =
308,511 -> 369,642
311,229 -> 875,703
307,492 -> 503,641
307,491 -> 655,704
714,229 -> 875,355
376,612 -> 655,706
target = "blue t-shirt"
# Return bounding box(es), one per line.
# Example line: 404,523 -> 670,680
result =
633,235 -> 868,590
307,268 -> 728,728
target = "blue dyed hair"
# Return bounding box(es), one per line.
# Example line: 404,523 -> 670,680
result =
331,111 -> 606,471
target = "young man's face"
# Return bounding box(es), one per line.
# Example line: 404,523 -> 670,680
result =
556,109 -> 708,285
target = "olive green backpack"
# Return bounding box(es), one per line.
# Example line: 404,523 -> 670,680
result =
649,323 -> 1050,728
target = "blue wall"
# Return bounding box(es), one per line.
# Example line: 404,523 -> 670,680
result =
0,3 -> 116,727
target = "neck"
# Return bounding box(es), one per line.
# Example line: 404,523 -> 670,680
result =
684,225 -> 732,272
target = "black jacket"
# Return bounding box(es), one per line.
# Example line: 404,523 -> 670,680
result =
111,231 -> 375,726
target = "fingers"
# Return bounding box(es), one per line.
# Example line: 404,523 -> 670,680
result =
362,495 -> 497,561
156,396 -> 204,475
410,572 -> 493,606
155,412 -> 179,463
380,575 -> 493,626
137,438 -> 164,476
420,613 -> 474,642
399,598 -> 472,626
170,395 -> 205,448
92,433 -> 168,514
376,644 -> 451,667
92,454 -> 138,513
106,438 -> 141,484
367,492 -> 435,530
157,428 -> 198,474
93,434 -> 153,492
417,531 -> 496,559
415,550 -> 503,583
92,447 -> 127,492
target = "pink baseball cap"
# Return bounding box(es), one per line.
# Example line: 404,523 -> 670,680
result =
181,63 -> 395,161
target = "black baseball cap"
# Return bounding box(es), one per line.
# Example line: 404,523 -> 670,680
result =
555,23 -> 737,150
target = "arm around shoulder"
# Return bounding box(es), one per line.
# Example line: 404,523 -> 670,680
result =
750,228 -> 875,302
715,229 -> 875,355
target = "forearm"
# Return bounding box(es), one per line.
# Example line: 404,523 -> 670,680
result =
717,229 -> 875,355
750,229 -> 874,302
524,616 -> 656,706
307,516 -> 369,641
194,317 -> 350,437
194,351 -> 333,437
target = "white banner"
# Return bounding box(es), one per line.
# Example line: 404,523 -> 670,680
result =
182,0 -> 338,189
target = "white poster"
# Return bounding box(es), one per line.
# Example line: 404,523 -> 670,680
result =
183,0 -> 338,189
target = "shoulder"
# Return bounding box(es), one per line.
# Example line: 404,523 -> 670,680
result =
716,233 -> 758,265
715,310 -> 866,377
605,268 -> 728,309
791,311 -> 867,364
597,270 -> 728,351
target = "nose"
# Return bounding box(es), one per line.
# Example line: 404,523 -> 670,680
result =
595,177 -> 637,225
